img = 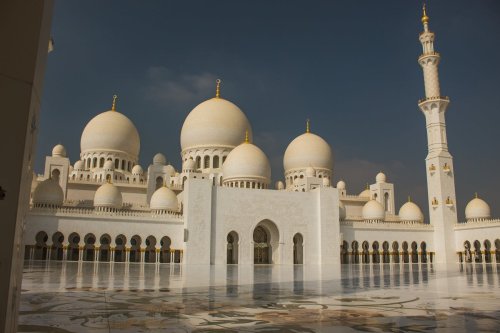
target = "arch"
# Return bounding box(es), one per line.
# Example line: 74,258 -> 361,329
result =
464,240 -> 472,263
473,240 -> 482,263
382,241 -> 390,263
384,192 -> 389,212
68,232 -> 81,261
420,241 -> 428,263
160,236 -> 171,263
114,159 -> 119,169
340,240 -> 348,264
106,174 -> 111,181
227,231 -> 239,264
145,235 -> 157,263
362,241 -> 370,263
51,232 -> 64,260
213,156 -> 220,168
196,156 -> 201,169
83,233 -> 96,261
34,231 -> 48,260
392,241 -> 400,263
99,157 -> 105,168
253,220 -> 279,264
114,234 -> 127,262
294,233 -> 304,264
203,155 -> 210,169
51,168 -> 60,181
155,176 -> 163,190
411,241 -> 418,263
121,159 -> 126,170
351,241 -> 360,264
372,241 -> 380,263
129,235 -> 142,262
99,234 -> 111,262
402,241 -> 409,263
92,157 -> 97,168
484,240 -> 492,263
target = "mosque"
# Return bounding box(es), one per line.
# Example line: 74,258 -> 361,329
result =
24,7 -> 499,266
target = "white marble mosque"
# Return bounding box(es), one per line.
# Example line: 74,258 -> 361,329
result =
24,6 -> 499,268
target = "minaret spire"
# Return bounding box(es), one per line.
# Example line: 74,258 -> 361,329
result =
111,95 -> 118,111
306,119 -> 310,133
417,4 -> 458,264
215,79 -> 221,98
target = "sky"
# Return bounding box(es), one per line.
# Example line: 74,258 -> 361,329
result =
37,0 -> 500,221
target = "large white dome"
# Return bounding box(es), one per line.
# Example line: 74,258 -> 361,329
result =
180,97 -> 252,151
222,141 -> 271,184
362,199 -> 385,221
94,183 -> 122,209
150,186 -> 178,212
465,196 -> 491,220
32,179 -> 64,206
399,200 -> 423,222
81,110 -> 140,157
283,132 -> 333,173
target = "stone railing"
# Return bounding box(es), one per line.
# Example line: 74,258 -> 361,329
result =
455,218 -> 500,229
341,220 -> 433,230
418,96 -> 449,104
29,205 -> 183,221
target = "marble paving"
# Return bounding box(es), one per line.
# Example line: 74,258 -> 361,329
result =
18,261 -> 500,332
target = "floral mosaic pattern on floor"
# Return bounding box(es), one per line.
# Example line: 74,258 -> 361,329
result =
19,262 -> 500,332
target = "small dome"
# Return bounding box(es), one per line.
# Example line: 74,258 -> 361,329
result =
33,178 -> 64,206
284,132 -> 333,173
322,177 -> 330,186
183,159 -> 196,171
359,187 -> 371,198
276,181 -> 285,190
339,200 -> 346,220
103,160 -> 114,171
222,141 -> 271,185
94,182 -> 122,209
74,160 -> 85,171
399,200 -> 423,222
376,172 -> 386,184
165,164 -> 176,177
52,144 -> 67,157
465,195 -> 491,220
362,199 -> 385,221
81,110 -> 140,158
336,180 -> 346,190
150,186 -> 178,211
132,164 -> 143,175
305,166 -> 316,177
153,153 -> 167,165
180,97 -> 252,151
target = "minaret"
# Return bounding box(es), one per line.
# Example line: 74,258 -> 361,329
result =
417,4 -> 458,264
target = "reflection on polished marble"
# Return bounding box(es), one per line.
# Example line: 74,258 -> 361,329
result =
19,261 -> 500,332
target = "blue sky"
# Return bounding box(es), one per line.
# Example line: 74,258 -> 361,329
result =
37,1 -> 500,220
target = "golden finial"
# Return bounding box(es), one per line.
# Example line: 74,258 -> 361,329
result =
421,3 -> 429,24
408,196 -> 412,202
215,79 -> 221,98
366,183 -> 369,190
111,95 -> 118,111
244,129 -> 249,143
306,119 -> 310,133
474,192 -> 478,199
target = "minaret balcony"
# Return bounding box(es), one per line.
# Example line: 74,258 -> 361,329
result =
418,51 -> 440,61
418,96 -> 449,104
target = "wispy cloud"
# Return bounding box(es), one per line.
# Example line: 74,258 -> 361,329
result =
144,67 -> 217,108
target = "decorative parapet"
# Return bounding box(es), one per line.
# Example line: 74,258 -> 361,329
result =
455,219 -> 500,229
341,220 -> 433,230
29,205 -> 183,221
418,96 -> 449,104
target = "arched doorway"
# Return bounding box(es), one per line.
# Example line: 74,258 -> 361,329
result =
145,236 -> 157,263
484,240 -> 492,263
464,241 -> 472,263
351,241 -> 360,264
411,241 -> 418,263
68,233 -> 80,261
253,220 -> 279,264
362,241 -> 370,263
420,242 -> 428,263
51,232 -> 64,260
83,233 -> 96,261
227,231 -> 239,264
293,233 -> 304,264
129,235 -> 142,262
34,231 -> 48,260
372,241 -> 380,264
392,241 -> 399,263
402,241 -> 409,263
99,234 -> 111,262
114,234 -> 127,262
160,236 -> 171,263
382,241 -> 390,263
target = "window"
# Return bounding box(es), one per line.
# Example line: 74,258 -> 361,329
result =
213,156 -> 219,168
196,156 -> 201,169
204,156 -> 210,168
114,159 -> 119,169
99,158 -> 104,168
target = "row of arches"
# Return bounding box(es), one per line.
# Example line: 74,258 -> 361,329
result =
82,156 -> 135,172
26,231 -> 182,263
460,239 -> 500,263
341,241 -> 432,264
